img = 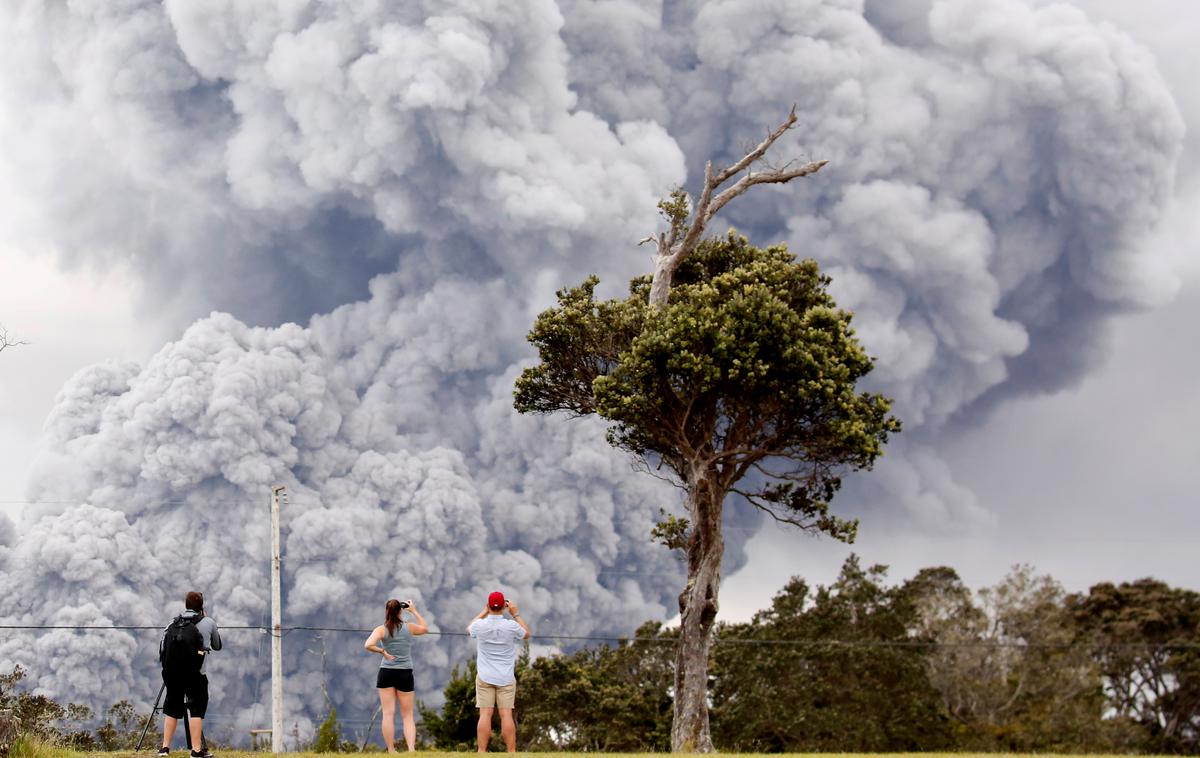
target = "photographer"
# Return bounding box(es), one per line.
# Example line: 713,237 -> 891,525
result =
467,592 -> 530,753
159,591 -> 221,758
364,599 -> 428,752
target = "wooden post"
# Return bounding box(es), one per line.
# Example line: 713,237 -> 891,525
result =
270,485 -> 286,753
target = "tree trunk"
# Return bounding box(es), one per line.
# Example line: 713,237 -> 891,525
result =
649,252 -> 678,307
672,465 -> 725,752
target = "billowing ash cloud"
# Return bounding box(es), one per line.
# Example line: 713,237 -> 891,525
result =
1,306 -> 684,736
0,514 -> 15,552
0,0 -> 1185,738
0,0 -> 683,325
557,0 -> 1184,523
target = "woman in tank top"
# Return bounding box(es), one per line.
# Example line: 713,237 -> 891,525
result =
364,598 -> 428,751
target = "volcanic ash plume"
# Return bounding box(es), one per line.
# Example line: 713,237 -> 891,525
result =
0,0 -> 1186,736
1,303 -> 684,735
557,0 -> 1184,524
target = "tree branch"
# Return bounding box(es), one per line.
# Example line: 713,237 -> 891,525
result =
704,158 -> 828,226
0,324 -> 28,354
646,106 -> 828,307
730,487 -> 823,532
712,105 -> 801,187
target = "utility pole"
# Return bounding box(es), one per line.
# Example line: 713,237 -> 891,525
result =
270,485 -> 287,753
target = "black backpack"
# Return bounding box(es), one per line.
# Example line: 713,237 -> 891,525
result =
160,615 -> 204,674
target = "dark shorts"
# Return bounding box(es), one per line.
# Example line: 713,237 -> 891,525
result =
163,671 -> 208,719
376,668 -> 414,692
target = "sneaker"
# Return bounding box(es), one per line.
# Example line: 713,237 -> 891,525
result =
157,749 -> 169,756
189,749 -> 213,758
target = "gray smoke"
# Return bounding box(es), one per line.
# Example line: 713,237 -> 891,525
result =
1,307 -> 684,737
0,0 -> 1185,739
558,0 -> 1184,522
0,513 -> 15,550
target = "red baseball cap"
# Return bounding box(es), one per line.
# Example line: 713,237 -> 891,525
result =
488,591 -> 505,611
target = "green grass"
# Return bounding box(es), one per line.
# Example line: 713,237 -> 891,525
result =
87,753 -> 1174,757
7,742 -> 1165,758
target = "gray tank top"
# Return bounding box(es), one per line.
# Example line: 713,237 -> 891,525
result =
379,624 -> 413,669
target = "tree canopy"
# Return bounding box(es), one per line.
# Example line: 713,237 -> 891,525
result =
516,232 -> 898,538
1070,579 -> 1200,752
712,557 -> 954,752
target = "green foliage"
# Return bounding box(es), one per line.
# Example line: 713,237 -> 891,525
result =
1070,578 -> 1200,752
514,274 -> 646,419
93,700 -> 143,751
0,669 -> 57,745
418,654 -> 531,752
7,569 -> 1198,756
516,230 -> 899,751
650,510 -> 690,551
515,233 -> 898,536
711,556 -> 953,752
417,661 -> 479,751
657,187 -> 690,240
520,622 -> 675,752
0,668 -> 71,746
906,565 -> 1114,753
311,706 -> 342,752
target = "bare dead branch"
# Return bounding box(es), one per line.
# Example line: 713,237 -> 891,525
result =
704,158 -> 828,224
646,106 -> 828,306
710,104 -> 799,187
0,324 -> 29,354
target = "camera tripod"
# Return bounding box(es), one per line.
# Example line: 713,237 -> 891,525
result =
135,681 -> 207,752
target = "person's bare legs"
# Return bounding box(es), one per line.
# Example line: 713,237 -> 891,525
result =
162,716 -> 178,749
498,708 -> 516,753
397,691 -> 416,751
378,688 -> 398,752
188,718 -> 203,752
477,706 -> 494,752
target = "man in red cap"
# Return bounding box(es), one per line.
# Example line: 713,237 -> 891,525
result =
467,590 -> 530,752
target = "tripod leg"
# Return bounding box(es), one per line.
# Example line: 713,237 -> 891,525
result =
136,681 -> 167,752
183,701 -> 192,752
182,702 -> 206,753
360,706 -> 382,752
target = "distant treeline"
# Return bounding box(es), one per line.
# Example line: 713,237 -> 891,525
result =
420,556 -> 1199,754
3,556 -> 1198,754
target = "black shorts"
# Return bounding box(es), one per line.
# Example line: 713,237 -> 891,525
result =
162,671 -> 208,719
376,668 -> 414,692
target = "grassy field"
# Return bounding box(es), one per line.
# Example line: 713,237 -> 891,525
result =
5,740 -> 1168,758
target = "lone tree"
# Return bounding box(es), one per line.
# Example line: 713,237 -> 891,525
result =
514,110 -> 900,752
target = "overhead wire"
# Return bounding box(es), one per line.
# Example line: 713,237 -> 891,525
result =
1,623 -> 1196,649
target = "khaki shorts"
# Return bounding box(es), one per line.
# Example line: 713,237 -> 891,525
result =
475,675 -> 517,709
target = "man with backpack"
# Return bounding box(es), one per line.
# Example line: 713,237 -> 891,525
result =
159,591 -> 221,757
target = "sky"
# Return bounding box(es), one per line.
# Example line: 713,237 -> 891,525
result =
1,0 -> 1198,737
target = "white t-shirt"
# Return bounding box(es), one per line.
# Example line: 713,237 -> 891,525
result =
468,615 -> 527,686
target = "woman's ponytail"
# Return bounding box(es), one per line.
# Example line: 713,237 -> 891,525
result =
384,599 -> 403,637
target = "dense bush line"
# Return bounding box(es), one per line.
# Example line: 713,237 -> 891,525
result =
4,557 -> 1198,754
0,667 -> 148,753
422,557 -> 1199,754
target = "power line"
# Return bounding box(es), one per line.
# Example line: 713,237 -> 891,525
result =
0,497 -> 254,506
2,624 -> 1197,650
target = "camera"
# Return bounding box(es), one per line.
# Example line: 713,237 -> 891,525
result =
399,601 -> 410,609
